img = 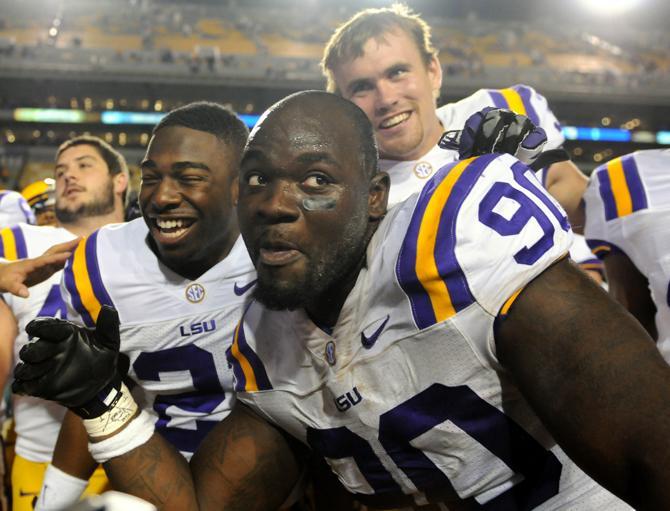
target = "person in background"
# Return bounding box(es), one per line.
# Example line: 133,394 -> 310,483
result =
0,135 -> 128,511
584,149 -> 670,353
321,3 -> 588,232
21,179 -> 57,227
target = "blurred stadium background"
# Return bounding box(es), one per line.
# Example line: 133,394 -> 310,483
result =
0,0 -> 668,193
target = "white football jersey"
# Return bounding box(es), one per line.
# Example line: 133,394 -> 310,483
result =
60,218 -> 256,459
1,224 -> 75,462
231,154 -> 626,509
584,149 -> 670,357
0,190 -> 35,227
381,84 -> 564,207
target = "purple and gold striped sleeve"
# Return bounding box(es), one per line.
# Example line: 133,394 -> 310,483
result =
596,154 -> 648,221
487,85 -> 540,126
396,154 -> 498,329
485,84 -> 564,149
0,225 -> 28,260
62,231 -> 114,327
226,305 -> 273,393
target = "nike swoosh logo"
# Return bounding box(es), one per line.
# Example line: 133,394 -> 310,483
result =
361,315 -> 390,349
234,279 -> 257,296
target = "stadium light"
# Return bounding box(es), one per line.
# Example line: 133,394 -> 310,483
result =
579,0 -> 641,16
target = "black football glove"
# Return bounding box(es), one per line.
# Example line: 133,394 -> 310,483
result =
439,107 -> 568,170
13,305 -> 127,419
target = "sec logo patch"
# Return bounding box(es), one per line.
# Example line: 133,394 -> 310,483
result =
185,283 -> 206,303
413,161 -> 433,179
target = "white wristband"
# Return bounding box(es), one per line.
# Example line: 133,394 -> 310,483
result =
83,382 -> 138,438
88,409 -> 155,463
35,464 -> 88,511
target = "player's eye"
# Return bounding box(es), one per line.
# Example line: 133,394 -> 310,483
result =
247,174 -> 267,186
141,174 -> 160,185
303,175 -> 330,188
388,65 -> 408,79
181,174 -> 204,183
350,81 -> 373,96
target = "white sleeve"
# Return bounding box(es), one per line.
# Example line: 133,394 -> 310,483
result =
452,153 -> 573,315
0,191 -> 35,227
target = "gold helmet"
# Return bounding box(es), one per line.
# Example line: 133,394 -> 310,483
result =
21,178 -> 55,212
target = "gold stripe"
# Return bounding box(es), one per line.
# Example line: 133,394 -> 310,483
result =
500,88 -> 527,116
415,158 -> 474,322
592,245 -> 611,254
580,263 -> 603,270
71,238 -> 102,323
0,228 -> 17,261
500,287 -> 523,316
606,158 -> 632,217
231,323 -> 259,392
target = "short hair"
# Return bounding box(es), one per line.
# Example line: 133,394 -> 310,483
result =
322,3 -> 438,94
55,135 -> 129,204
152,101 -> 249,162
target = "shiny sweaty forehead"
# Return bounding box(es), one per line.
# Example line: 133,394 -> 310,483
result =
246,93 -> 366,162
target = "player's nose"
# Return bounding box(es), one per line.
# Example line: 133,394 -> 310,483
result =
255,181 -> 300,223
151,178 -> 181,209
374,80 -> 399,114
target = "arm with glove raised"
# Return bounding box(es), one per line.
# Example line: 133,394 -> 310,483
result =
12,307 -> 302,511
439,106 -> 586,230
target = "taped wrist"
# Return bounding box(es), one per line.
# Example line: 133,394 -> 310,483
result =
70,373 -> 124,419
88,409 -> 155,464
83,382 -> 138,438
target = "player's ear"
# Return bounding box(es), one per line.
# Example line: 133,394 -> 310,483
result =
368,171 -> 389,221
427,54 -> 442,100
113,171 -> 129,197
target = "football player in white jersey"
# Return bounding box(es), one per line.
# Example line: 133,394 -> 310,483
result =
0,191 -> 35,228
0,135 -> 128,510
321,4 -> 588,233
33,101 -> 255,511
584,149 -> 670,354
15,92 -> 670,510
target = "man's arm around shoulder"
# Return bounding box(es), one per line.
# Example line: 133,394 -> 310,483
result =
497,257 -> 670,509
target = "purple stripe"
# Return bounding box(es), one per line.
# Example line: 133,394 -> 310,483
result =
512,161 -> 569,231
0,234 -> 4,259
585,239 -> 623,260
487,90 -> 508,109
63,257 -> 95,327
84,231 -> 114,310
621,155 -> 648,213
513,85 -> 540,126
595,168 -> 618,221
397,155 -> 496,329
433,156 -> 495,311
226,342 -> 247,392
10,226 -> 27,259
396,168 -> 443,328
233,307 -> 272,391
